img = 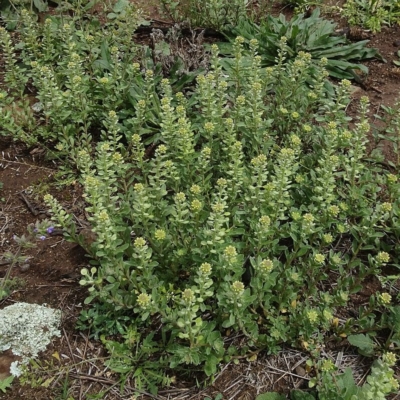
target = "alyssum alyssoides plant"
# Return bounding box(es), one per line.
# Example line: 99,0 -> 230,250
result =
0,3 -> 148,169
45,39 -> 400,393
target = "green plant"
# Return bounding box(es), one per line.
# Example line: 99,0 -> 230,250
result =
342,0 -> 400,33
220,8 -> 383,80
205,394 -> 223,400
158,0 -> 249,30
312,353 -> 399,399
394,50 -> 400,66
282,0 -> 323,13
0,2 -> 204,172
0,376 -> 14,393
373,96 -> 400,168
259,353 -> 399,399
43,39 -> 400,393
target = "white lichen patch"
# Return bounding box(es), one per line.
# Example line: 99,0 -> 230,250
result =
0,302 -> 61,376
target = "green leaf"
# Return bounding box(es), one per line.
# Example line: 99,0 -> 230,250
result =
256,393 -> 286,400
0,375 -> 14,393
290,390 -> 315,400
204,355 -> 219,376
113,0 -> 129,13
336,368 -> 359,397
33,0 -> 48,12
348,334 -> 374,356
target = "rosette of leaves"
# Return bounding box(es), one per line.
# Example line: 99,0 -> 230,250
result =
219,8 -> 384,80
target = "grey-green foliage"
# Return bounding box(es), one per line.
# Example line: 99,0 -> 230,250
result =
158,0 -> 249,30
0,302 -> 62,376
342,0 -> 400,33
44,40 -> 400,393
220,8 -> 384,80
314,353 -> 399,400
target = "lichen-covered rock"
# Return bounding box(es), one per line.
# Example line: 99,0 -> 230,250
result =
0,302 -> 61,376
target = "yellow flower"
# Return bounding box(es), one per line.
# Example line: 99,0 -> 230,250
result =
379,292 -> 392,304
331,255 -> 341,265
307,310 -> 318,323
341,79 -> 351,88
279,107 -> 288,114
376,251 -> 390,264
323,234 -> 333,244
182,288 -> 194,302
314,253 -> 325,264
137,293 -> 151,308
191,199 -> 202,212
175,192 -> 186,203
217,178 -> 227,187
134,237 -> 146,248
98,210 -> 109,222
231,281 -> 244,295
211,202 -> 224,213
260,259 -> 273,273
201,147 -> 211,157
383,352 -> 397,367
235,36 -> 245,44
190,185 -> 201,195
290,134 -> 301,147
236,95 -> 245,106
112,153 -> 123,163
134,183 -> 144,192
321,359 -> 335,372
387,174 -> 398,184
251,154 -> 267,167
259,215 -> 271,226
323,309 -> 333,322
157,144 -> 167,155
328,205 -> 340,217
199,262 -> 212,275
154,229 -> 166,241
224,245 -> 237,259
328,121 -> 337,129
381,202 -> 392,213
303,213 -> 314,223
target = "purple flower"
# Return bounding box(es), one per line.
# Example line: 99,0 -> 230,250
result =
46,226 -> 54,234
39,235 -> 46,240
33,228 -> 38,233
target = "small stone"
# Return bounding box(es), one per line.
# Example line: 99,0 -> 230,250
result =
19,263 -> 30,272
393,40 -> 400,47
295,365 -> 307,377
349,85 -> 362,96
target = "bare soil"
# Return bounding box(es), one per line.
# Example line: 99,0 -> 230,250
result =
0,2 -> 400,399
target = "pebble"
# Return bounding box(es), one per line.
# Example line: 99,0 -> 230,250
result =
19,263 -> 31,272
295,365 -> 307,377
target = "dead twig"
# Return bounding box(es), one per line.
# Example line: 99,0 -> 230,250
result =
19,191 -> 39,216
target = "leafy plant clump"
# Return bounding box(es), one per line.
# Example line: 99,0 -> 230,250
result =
158,0 -> 249,30
220,8 -> 383,80
0,0 -> 200,178
43,37 -> 400,393
342,0 -> 400,33
258,352 -> 399,399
